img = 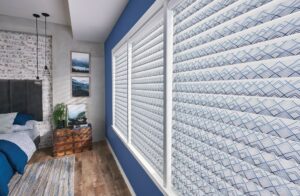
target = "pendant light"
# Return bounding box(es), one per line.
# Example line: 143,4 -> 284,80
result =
42,13 -> 51,77
33,14 -> 40,80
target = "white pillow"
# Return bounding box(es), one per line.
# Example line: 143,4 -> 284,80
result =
12,120 -> 36,132
0,112 -> 17,133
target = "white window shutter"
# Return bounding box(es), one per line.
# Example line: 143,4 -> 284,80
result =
131,16 -> 165,176
113,44 -> 128,139
171,0 -> 300,195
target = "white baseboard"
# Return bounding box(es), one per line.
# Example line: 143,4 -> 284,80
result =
106,139 -> 136,196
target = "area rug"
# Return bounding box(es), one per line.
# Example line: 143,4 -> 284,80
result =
8,156 -> 75,196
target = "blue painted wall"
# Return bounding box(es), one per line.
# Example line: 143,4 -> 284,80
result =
104,0 -> 163,195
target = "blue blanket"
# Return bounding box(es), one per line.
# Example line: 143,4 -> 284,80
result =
0,140 -> 28,174
0,133 -> 36,196
0,152 -> 14,196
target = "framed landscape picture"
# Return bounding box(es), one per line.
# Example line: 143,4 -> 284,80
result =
67,104 -> 87,126
71,52 -> 90,73
72,76 -> 90,97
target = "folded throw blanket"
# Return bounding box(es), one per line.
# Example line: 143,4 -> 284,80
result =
0,133 -> 36,174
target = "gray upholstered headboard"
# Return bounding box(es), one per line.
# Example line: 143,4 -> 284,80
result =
0,80 -> 43,121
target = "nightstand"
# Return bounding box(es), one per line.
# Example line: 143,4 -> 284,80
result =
53,126 -> 92,157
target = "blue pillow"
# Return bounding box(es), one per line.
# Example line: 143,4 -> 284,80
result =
0,152 -> 14,196
13,113 -> 33,125
0,140 -> 28,174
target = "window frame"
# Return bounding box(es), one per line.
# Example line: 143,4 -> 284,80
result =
111,1 -> 177,195
112,0 -> 300,195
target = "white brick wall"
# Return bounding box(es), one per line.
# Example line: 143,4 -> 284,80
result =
0,30 -> 53,148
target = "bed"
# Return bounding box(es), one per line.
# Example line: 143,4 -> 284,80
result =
0,132 -> 36,196
0,113 -> 38,196
0,79 -> 42,195
9,121 -> 40,148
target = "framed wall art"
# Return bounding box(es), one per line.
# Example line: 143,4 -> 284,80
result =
71,52 -> 90,73
71,76 -> 90,97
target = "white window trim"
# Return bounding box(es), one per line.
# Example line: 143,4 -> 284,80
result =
163,0 -> 173,190
111,0 -> 300,195
111,0 -> 181,195
112,125 -> 169,195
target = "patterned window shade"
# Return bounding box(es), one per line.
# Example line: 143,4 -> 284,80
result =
131,18 -> 164,176
113,45 -> 128,138
172,0 -> 300,195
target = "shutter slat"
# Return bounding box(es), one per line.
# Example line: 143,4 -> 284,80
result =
131,18 -> 164,177
174,12 -> 300,54
113,45 -> 128,138
172,0 -> 300,195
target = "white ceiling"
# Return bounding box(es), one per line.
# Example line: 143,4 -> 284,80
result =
68,0 -> 128,43
0,0 -> 71,25
0,0 -> 128,43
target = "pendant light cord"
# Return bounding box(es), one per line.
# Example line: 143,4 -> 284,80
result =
42,13 -> 50,74
44,15 -> 47,70
35,15 -> 39,79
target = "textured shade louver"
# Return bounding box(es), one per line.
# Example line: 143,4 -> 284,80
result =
131,18 -> 164,176
113,44 -> 128,139
171,0 -> 300,195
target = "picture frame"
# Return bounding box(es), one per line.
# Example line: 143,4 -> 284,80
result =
67,104 -> 87,126
71,76 -> 90,97
71,51 -> 90,73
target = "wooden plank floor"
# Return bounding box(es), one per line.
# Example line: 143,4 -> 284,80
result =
29,141 -> 131,196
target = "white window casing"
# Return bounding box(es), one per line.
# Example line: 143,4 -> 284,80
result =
111,0 -> 300,195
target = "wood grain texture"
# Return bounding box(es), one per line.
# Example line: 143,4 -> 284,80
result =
29,141 -> 131,196
53,127 -> 93,157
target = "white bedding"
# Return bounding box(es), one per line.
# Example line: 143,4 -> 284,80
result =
0,120 -> 39,160
0,132 -> 36,160
11,120 -> 39,140
17,129 -> 39,141
0,113 -> 17,133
